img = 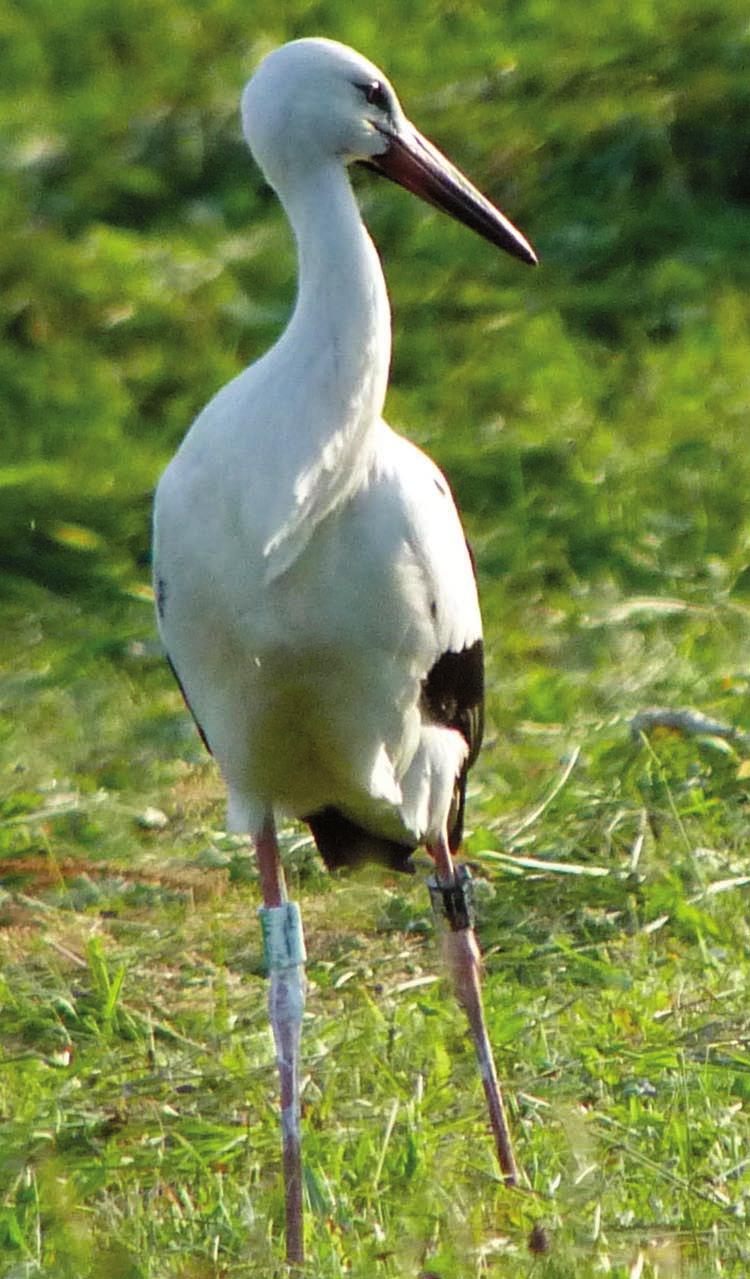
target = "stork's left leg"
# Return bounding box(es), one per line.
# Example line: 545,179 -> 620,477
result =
256,816 -> 307,1265
428,833 -> 518,1186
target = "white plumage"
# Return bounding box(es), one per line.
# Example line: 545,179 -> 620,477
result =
153,38 -> 506,861
153,37 -> 536,1263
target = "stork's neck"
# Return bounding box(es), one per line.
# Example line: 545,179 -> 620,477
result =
278,160 -> 392,427
253,161 -> 392,581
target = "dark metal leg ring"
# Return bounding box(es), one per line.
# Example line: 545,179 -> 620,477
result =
428,863 -> 475,931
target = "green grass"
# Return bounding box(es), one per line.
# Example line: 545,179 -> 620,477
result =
4,582 -> 750,1276
3,0 -> 750,1275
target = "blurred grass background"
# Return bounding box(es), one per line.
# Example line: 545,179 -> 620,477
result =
2,1 -> 750,1276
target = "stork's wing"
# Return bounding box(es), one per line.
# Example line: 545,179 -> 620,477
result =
422,634 -> 484,768
422,634 -> 484,851
304,805 -> 416,873
165,652 -> 212,756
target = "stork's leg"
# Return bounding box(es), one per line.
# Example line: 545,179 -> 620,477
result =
256,816 -> 307,1265
428,833 -> 518,1186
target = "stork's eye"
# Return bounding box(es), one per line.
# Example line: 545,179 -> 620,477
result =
359,79 -> 391,113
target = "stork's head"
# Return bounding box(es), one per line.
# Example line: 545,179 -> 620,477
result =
241,37 -> 537,266
242,39 -> 403,177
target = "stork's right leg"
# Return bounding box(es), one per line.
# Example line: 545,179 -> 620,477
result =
428,832 -> 518,1186
256,816 -> 307,1265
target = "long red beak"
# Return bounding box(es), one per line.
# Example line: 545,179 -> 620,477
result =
365,122 -> 538,267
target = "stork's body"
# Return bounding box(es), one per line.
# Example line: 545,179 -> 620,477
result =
157,421 -> 479,856
154,37 -> 536,1264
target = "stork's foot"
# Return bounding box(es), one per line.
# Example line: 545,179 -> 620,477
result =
429,865 -> 518,1186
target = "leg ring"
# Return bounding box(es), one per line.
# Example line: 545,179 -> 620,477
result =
428,863 -> 476,932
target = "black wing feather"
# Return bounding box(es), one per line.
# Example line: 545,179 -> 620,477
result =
420,637 -> 484,851
166,654 -> 212,756
304,807 -> 416,874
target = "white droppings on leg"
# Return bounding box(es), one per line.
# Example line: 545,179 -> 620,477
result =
478,1051 -> 494,1084
261,904 -> 307,1064
260,901 -> 307,969
281,1103 -> 300,1143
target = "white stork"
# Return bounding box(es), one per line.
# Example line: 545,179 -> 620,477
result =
153,37 -> 537,1264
